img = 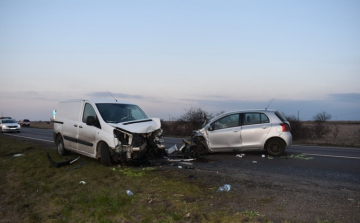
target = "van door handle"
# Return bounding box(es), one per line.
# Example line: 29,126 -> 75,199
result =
262,126 -> 267,129
233,129 -> 238,132
79,125 -> 83,128
74,125 -> 77,127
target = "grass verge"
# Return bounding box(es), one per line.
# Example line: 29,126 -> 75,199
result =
0,135 -> 263,223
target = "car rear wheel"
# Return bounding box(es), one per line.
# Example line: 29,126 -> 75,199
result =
266,138 -> 285,156
56,137 -> 68,156
100,143 -> 112,166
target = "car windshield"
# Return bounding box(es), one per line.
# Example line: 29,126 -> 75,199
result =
3,120 -> 16,124
96,103 -> 148,123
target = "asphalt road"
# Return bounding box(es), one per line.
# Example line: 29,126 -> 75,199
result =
5,127 -> 360,190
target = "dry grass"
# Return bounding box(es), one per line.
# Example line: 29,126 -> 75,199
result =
297,121 -> 360,147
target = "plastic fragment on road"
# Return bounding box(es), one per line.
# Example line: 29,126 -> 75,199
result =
216,184 -> 231,192
252,161 -> 257,164
79,181 -> 86,185
13,154 -> 24,157
289,154 -> 314,160
268,155 -> 273,159
126,189 -> 134,196
236,154 -> 243,158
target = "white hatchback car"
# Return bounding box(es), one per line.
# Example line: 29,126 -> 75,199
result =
188,109 -> 292,156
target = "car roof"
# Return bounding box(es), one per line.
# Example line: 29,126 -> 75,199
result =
221,109 -> 277,115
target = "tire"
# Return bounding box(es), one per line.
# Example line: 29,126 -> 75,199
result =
266,138 -> 285,156
56,137 -> 68,156
192,139 -> 208,157
100,143 -> 112,166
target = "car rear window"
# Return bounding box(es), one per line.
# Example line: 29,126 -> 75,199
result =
275,111 -> 287,123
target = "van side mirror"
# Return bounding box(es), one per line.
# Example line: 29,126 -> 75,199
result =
86,116 -> 95,126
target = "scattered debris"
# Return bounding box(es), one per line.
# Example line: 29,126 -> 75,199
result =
13,154 -> 24,157
268,155 -> 273,159
79,181 -> 86,185
236,154 -> 243,158
289,154 -> 314,160
189,175 -> 197,179
262,154 -> 265,158
68,162 -> 87,170
46,152 -> 80,168
178,166 -> 182,169
126,189 -> 134,196
252,161 -> 257,164
216,184 -> 231,192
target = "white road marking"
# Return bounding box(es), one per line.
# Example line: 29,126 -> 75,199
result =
5,134 -> 53,143
303,153 -> 360,160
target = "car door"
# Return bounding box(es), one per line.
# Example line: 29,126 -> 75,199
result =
206,113 -> 241,152
240,112 -> 271,149
77,103 -> 99,155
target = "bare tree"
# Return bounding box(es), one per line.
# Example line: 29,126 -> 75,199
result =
313,111 -> 332,122
313,111 -> 332,138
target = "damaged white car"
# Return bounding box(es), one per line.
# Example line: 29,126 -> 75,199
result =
179,109 -> 292,157
53,99 -> 165,166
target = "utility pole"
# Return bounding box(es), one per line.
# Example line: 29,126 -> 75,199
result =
298,111 -> 299,121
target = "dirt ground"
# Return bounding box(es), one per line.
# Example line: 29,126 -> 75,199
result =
159,151 -> 360,223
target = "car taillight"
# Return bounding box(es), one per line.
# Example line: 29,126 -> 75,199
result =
280,123 -> 290,132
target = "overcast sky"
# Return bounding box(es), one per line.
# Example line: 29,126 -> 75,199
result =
1,0 -> 359,121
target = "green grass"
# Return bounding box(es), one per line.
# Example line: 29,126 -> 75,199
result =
0,135 -> 264,223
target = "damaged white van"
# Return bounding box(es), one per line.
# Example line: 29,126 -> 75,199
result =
53,99 -> 165,166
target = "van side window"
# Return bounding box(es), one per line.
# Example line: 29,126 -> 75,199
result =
82,103 -> 97,123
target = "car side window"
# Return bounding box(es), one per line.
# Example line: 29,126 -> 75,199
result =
82,103 -> 97,123
212,114 -> 240,130
243,113 -> 270,125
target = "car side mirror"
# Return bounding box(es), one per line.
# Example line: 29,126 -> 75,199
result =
208,126 -> 213,131
86,116 -> 95,126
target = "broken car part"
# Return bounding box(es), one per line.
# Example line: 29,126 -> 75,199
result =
46,152 -> 80,168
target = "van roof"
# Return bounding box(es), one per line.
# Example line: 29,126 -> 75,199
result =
59,99 -> 137,105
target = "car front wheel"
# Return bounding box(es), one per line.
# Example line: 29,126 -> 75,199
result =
266,138 -> 285,156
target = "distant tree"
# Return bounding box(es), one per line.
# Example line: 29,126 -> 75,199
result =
313,111 -> 332,122
178,107 -> 213,131
313,111 -> 331,138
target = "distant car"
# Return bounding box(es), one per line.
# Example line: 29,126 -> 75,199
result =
187,109 -> 292,156
0,119 -> 21,133
19,119 -> 30,127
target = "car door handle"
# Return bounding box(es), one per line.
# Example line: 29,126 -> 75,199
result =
262,126 -> 267,129
233,129 -> 238,132
74,125 -> 78,127
79,125 -> 83,128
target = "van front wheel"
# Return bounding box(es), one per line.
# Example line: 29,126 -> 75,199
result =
56,137 -> 68,156
100,143 -> 112,166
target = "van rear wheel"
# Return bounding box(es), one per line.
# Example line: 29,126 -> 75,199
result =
100,143 -> 112,166
266,138 -> 285,156
56,137 -> 68,156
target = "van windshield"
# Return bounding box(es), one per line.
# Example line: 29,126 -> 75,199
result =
96,103 -> 148,123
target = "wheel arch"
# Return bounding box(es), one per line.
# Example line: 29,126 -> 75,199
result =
264,136 -> 287,149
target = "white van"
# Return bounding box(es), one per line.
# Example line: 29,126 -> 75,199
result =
53,99 -> 164,166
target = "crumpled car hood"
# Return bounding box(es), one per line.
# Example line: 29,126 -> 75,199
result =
109,118 -> 161,133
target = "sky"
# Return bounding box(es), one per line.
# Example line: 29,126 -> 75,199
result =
1,0 -> 359,121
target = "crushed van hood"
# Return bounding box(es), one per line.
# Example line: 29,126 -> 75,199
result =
109,118 -> 161,133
